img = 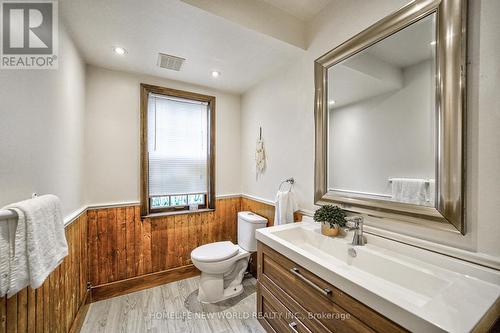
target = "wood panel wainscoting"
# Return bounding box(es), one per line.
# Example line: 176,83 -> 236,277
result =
87,196 -> 242,301
0,212 -> 89,333
87,195 -> 299,300
0,195 -> 296,333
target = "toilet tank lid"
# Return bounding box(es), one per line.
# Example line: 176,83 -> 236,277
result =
238,211 -> 267,224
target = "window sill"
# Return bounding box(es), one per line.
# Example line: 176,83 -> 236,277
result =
142,208 -> 215,219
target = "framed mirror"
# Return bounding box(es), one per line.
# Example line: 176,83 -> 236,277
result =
314,0 -> 467,234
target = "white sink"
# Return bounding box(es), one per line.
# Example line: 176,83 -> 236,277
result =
272,226 -> 452,306
256,222 -> 500,333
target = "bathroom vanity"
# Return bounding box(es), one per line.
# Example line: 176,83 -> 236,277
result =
256,222 -> 500,333
256,241 -> 406,333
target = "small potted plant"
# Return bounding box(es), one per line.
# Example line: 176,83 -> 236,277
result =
314,205 -> 347,237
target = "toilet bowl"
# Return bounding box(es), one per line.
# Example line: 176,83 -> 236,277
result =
191,211 -> 267,303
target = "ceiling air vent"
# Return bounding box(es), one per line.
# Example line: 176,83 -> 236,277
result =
157,53 -> 185,71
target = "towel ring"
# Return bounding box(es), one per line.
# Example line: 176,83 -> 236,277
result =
278,178 -> 295,193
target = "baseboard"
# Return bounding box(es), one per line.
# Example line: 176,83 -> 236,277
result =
68,290 -> 91,333
90,265 -> 200,302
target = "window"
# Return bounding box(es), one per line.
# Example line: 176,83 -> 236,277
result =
140,84 -> 215,216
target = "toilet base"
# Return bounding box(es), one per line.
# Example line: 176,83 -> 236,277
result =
197,257 -> 249,303
198,280 -> 244,304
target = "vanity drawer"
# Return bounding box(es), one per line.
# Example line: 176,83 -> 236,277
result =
258,281 -> 312,333
257,242 -> 407,333
260,274 -> 338,333
260,251 -> 374,333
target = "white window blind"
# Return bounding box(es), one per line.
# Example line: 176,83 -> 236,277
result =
148,93 -> 208,197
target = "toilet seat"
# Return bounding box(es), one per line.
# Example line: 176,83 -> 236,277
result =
191,241 -> 239,263
191,211 -> 267,303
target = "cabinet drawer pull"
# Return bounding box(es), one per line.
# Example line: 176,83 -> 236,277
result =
290,267 -> 332,297
289,321 -> 299,333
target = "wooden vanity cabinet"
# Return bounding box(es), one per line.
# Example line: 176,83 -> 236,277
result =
256,241 -> 408,333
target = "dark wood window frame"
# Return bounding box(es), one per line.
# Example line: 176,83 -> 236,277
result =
140,83 -> 216,217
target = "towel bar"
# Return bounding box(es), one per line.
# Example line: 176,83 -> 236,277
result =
0,209 -> 18,221
388,178 -> 431,185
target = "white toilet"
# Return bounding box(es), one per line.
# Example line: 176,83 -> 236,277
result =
191,211 -> 267,303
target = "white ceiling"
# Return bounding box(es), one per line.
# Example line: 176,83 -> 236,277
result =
328,13 -> 435,107
61,0 -> 306,94
260,0 -> 333,21
367,13 -> 435,68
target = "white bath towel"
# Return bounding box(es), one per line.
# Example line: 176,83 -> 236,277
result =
428,179 -> 436,206
0,211 -> 16,297
2,195 -> 68,297
274,190 -> 298,225
391,178 -> 429,206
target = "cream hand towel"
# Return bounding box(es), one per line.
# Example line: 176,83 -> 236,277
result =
3,195 -> 68,297
274,190 -> 298,225
391,178 -> 428,205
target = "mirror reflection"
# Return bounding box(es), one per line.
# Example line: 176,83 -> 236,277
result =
327,14 -> 436,207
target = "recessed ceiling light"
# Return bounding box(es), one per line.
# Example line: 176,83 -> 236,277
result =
430,41 -> 436,46
329,100 -> 336,105
113,46 -> 127,55
211,71 -> 220,78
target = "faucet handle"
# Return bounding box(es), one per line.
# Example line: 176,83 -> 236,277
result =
345,216 -> 363,229
346,216 -> 366,246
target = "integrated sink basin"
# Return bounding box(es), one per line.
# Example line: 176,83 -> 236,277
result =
271,226 -> 451,307
256,221 -> 500,333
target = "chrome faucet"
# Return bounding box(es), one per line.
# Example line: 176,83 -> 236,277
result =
346,216 -> 365,246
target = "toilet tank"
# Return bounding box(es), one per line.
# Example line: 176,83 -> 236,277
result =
237,211 -> 267,251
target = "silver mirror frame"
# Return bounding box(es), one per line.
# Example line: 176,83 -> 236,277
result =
314,0 -> 467,234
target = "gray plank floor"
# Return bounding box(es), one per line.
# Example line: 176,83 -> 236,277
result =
81,275 -> 265,333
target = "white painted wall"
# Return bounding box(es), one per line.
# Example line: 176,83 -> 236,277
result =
240,0 -> 500,260
0,0 -> 497,265
0,25 -> 86,217
84,66 -> 241,206
241,0 -> 410,209
474,0 -> 500,257
329,60 -> 435,197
